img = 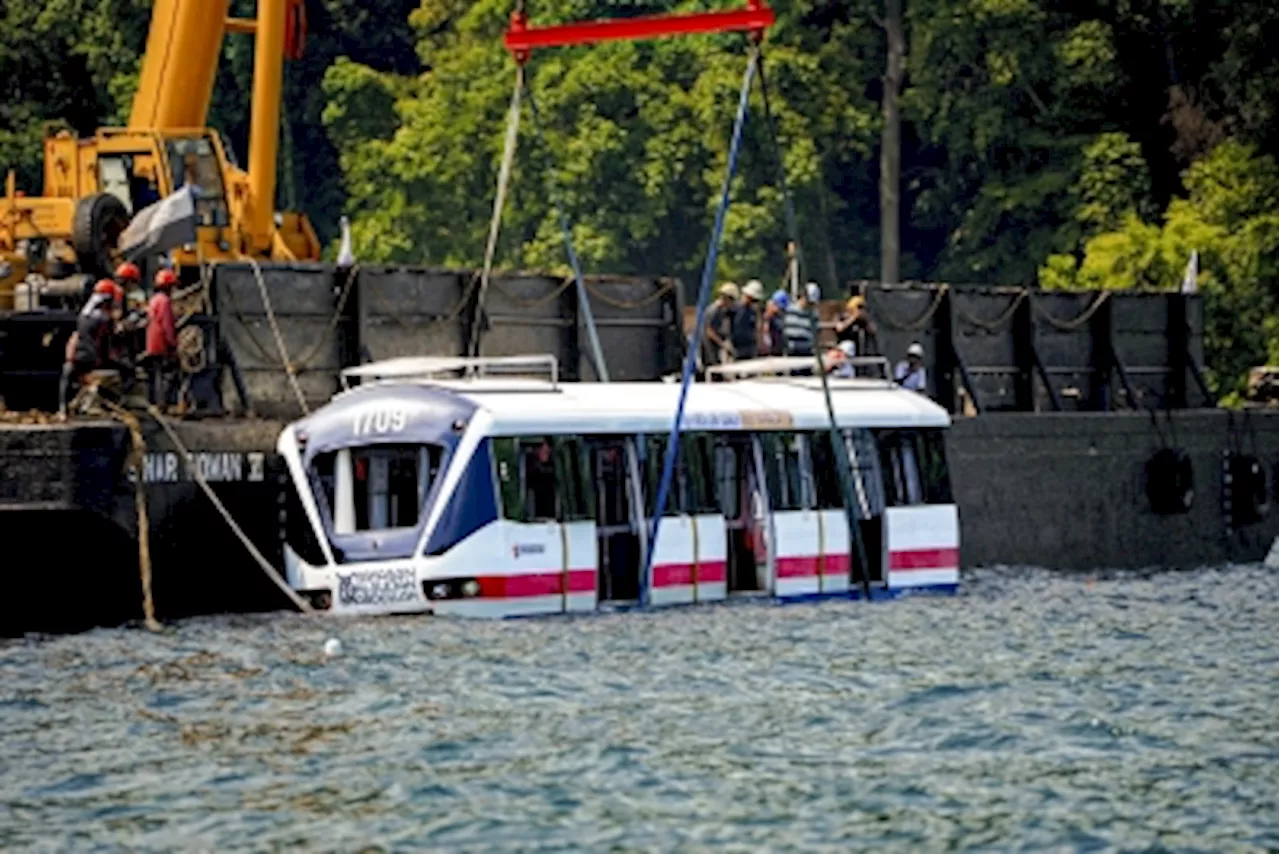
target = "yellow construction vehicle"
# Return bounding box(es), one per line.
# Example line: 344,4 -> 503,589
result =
0,0 -> 320,308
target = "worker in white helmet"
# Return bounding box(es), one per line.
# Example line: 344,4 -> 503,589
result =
895,342 -> 928,393
734,280 -> 765,360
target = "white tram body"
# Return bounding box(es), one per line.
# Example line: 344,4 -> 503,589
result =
276,356 -> 960,617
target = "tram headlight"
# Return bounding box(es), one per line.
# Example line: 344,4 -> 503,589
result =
461,579 -> 481,598
429,583 -> 450,600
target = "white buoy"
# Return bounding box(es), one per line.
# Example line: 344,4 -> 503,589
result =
323,637 -> 343,657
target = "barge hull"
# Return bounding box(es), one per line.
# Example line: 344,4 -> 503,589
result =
1,409 -> 1274,635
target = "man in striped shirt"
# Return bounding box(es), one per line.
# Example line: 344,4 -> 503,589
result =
783,282 -> 821,356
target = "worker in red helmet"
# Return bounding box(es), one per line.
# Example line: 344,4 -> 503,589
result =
114,262 -> 141,289
60,280 -> 125,415
144,268 -> 180,406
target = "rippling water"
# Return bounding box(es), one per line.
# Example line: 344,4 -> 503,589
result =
0,566 -> 1275,852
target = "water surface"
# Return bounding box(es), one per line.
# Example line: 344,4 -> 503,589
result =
0,566 -> 1275,851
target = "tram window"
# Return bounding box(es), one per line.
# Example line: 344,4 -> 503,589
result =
915,429 -> 953,504
312,444 -> 439,532
556,437 -> 594,521
808,432 -> 844,510
713,437 -> 742,519
806,430 -> 885,519
681,434 -> 718,514
492,437 -> 525,521
641,435 -> 677,517
876,430 -> 925,507
492,436 -> 591,523
762,432 -> 808,511
847,429 -> 887,518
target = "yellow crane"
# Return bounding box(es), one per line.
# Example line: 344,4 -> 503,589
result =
0,0 -> 320,306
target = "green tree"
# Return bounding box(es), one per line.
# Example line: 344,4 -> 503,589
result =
324,0 -> 882,285
1040,139 -> 1278,395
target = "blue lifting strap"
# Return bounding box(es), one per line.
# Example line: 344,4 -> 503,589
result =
642,48 -> 758,608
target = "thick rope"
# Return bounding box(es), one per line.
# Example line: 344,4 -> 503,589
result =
245,256 -> 310,415
143,403 -> 313,614
104,402 -> 162,632
645,48 -> 759,608
526,81 -> 610,381
470,64 -> 525,361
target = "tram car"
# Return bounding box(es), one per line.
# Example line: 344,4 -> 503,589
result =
276,355 -> 959,617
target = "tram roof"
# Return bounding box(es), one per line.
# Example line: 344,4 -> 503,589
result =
419,377 -> 951,434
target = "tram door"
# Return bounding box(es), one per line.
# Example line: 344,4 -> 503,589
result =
715,434 -> 772,594
591,438 -> 644,604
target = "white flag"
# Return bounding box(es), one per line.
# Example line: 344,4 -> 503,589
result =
1180,249 -> 1198,294
118,184 -> 198,262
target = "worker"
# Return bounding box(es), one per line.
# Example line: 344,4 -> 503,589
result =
733,280 -> 764,361
114,261 -> 142,293
761,290 -> 788,356
825,340 -> 856,378
59,281 -> 123,415
145,268 -> 180,406
704,282 -> 739,365
834,294 -> 878,354
895,342 -> 928,392
784,282 -> 821,357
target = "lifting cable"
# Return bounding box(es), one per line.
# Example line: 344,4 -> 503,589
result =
755,55 -> 805,291
526,83 -> 610,381
755,52 -> 871,598
643,47 -> 759,608
469,65 -> 526,362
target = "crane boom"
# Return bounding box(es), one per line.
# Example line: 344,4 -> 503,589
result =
129,0 -> 231,131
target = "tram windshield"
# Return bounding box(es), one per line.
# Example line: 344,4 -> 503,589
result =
312,443 -> 444,535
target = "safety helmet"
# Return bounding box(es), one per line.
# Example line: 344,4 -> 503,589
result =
742,280 -> 764,301
718,281 -> 740,300
114,261 -> 141,283
805,282 -> 821,303
847,295 -> 866,311
907,342 -> 925,358
93,279 -> 123,303
154,268 -> 178,290
838,340 -> 856,357
770,290 -> 789,309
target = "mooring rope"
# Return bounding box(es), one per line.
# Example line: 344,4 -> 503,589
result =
142,403 -> 313,614
470,63 -> 525,361
103,401 -> 162,632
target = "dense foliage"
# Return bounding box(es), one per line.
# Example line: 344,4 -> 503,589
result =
1,0 -> 1275,391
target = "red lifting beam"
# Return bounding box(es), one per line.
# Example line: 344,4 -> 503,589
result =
505,2 -> 775,62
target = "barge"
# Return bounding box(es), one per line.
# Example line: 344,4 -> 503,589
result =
0,266 -> 1274,634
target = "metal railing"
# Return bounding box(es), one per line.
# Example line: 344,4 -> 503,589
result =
340,354 -> 559,390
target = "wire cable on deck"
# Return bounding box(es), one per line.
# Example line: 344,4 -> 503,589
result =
245,255 -> 310,415
470,64 -> 525,362
644,47 -> 759,608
